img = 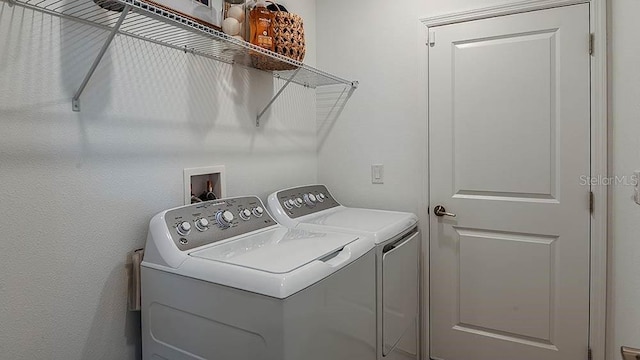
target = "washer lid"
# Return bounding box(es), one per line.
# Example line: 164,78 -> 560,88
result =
190,228 -> 358,274
298,207 -> 418,244
170,227 -> 374,298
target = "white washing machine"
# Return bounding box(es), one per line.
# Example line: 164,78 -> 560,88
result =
141,196 -> 377,360
267,185 -> 420,360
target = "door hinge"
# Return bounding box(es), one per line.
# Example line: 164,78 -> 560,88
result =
589,33 -> 594,55
588,347 -> 593,360
428,31 -> 436,47
590,191 -> 594,214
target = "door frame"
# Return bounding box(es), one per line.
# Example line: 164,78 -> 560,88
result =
420,1 -> 608,359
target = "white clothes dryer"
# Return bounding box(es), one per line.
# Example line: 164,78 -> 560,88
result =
267,185 -> 420,360
141,196 -> 377,360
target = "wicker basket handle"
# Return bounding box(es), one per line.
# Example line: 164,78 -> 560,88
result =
265,1 -> 288,13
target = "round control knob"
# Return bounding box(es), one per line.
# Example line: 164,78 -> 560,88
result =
252,206 -> 265,217
195,218 -> 209,232
317,193 -> 326,202
177,221 -> 192,236
304,193 -> 317,207
215,210 -> 234,228
283,199 -> 295,210
294,197 -> 303,207
239,208 -> 252,221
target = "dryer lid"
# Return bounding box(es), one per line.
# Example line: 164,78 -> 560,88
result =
297,207 -> 418,244
190,227 -> 358,274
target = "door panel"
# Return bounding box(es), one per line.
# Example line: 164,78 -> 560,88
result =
453,31 -> 557,199
429,4 -> 590,360
458,229 -> 556,342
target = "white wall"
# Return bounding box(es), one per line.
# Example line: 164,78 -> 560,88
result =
0,1 -> 317,358
315,0 -> 430,355
315,0 -> 525,216
316,0 -> 429,215
608,0 -> 640,358
317,1 -> 640,360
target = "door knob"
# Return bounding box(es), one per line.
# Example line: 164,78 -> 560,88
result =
434,205 -> 456,218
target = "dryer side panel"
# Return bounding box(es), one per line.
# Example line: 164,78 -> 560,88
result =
382,231 -> 420,358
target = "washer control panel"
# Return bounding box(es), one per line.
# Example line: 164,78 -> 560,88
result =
275,185 -> 340,219
164,196 -> 276,251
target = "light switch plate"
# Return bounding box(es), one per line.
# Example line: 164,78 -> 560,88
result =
371,164 -> 384,184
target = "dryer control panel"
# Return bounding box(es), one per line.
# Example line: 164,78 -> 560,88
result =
164,196 -> 277,251
275,185 -> 340,219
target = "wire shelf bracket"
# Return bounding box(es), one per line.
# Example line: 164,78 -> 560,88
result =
72,5 -> 131,112
256,67 -> 301,127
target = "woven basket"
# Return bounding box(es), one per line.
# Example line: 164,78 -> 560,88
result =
251,5 -> 305,71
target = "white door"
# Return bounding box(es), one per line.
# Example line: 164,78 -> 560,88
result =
429,4 -> 590,360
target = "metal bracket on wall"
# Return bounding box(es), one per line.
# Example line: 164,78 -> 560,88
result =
256,67 -> 302,127
71,5 -> 131,112
7,0 -> 14,7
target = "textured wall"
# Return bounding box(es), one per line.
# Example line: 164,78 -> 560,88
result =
0,1 -> 317,359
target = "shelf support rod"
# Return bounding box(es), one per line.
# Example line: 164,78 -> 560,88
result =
256,67 -> 302,127
72,5 -> 130,112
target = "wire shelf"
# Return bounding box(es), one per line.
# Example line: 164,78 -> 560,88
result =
4,0 -> 358,89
